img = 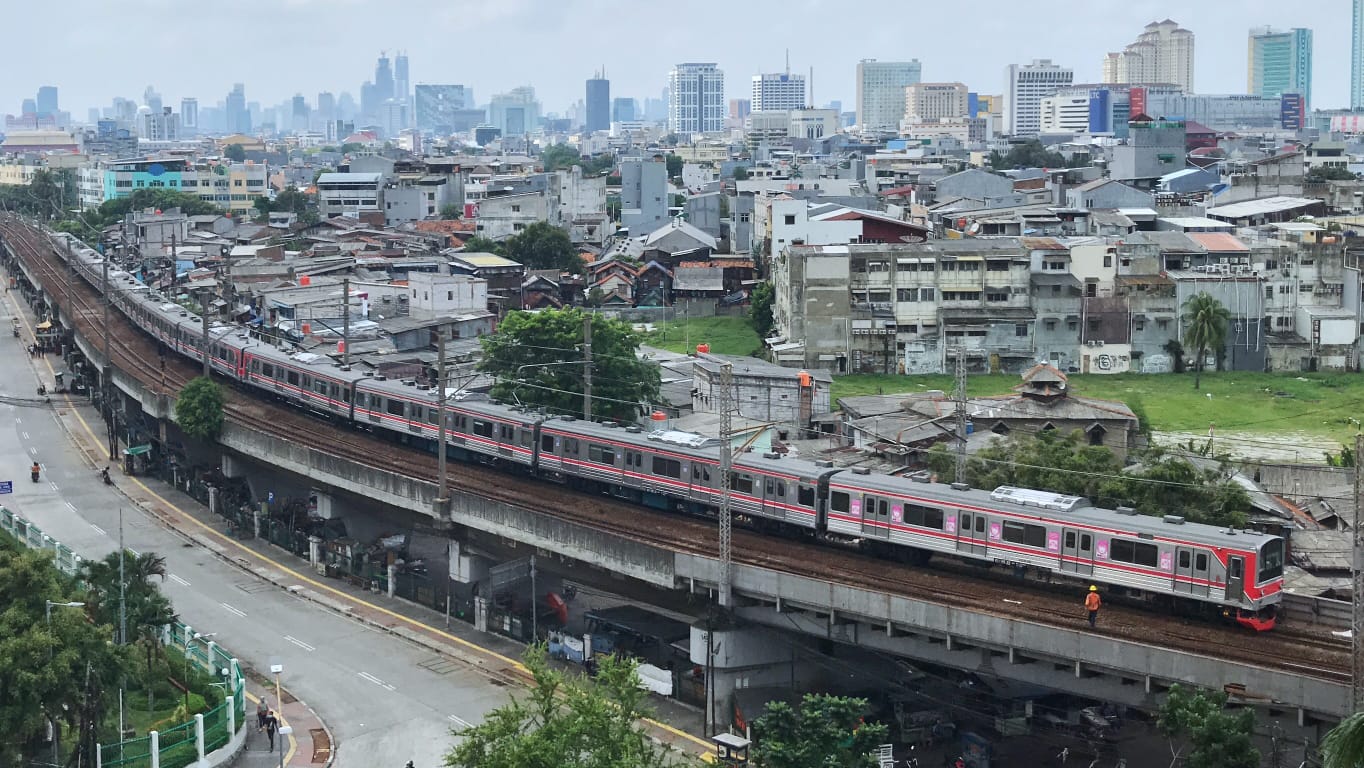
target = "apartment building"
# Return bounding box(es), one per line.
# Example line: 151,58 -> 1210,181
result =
1004,60 -> 1074,137
80,157 -> 269,215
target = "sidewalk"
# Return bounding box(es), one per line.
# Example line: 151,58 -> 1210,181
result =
41,373 -> 712,758
238,680 -> 332,768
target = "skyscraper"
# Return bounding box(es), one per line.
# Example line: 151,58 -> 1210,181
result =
35,86 -> 58,117
490,87 -> 540,136
415,84 -> 467,131
1354,0 -> 1364,109
144,86 -> 163,114
668,63 -> 725,134
374,53 -> 395,106
855,59 -> 922,132
180,97 -> 199,136
225,83 -> 250,134
751,72 -> 806,111
586,72 -> 610,132
1004,59 -> 1074,137
394,52 -> 410,104
292,94 -> 310,133
1248,27 -> 1312,110
317,92 -> 336,126
1101,19 -> 1195,92
611,97 -> 636,123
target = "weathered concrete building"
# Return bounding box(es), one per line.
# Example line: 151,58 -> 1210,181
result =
691,353 -> 832,425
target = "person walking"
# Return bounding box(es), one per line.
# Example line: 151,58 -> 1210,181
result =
1085,585 -> 1101,627
256,699 -> 268,730
264,710 -> 279,752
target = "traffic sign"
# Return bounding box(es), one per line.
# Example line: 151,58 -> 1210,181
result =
0,481 -> 12,494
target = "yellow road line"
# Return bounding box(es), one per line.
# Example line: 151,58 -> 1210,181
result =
244,690 -> 298,763
6,281 -> 715,754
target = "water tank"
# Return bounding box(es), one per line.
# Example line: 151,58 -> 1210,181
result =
696,343 -> 710,354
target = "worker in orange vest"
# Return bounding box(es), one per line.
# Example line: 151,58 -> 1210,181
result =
1085,585 -> 1101,627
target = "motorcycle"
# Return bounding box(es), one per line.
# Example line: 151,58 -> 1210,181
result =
31,464 -> 40,482
100,467 -> 111,485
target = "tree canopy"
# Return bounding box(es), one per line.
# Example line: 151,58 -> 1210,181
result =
753,693 -> 888,768
443,645 -> 690,768
479,308 -> 661,422
988,140 -> 1070,170
255,186 -> 317,225
750,281 -> 775,339
0,168 -> 78,221
1181,291 -> 1231,389
175,376 -> 226,441
1157,685 -> 1259,768
1323,711 -> 1364,768
926,431 -> 1251,527
460,235 -> 504,255
540,143 -> 583,172
503,221 -> 581,274
223,143 -> 247,161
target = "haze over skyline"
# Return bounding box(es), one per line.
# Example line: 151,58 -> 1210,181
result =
5,0 -> 1357,117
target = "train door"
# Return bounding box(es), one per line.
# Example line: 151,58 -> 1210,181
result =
1061,529 -> 1094,575
1223,555 -> 1245,603
958,512 -> 986,556
236,351 -> 246,380
1175,548 -> 1211,598
862,495 -> 889,540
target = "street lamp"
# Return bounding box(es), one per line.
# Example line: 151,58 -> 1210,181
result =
185,632 -> 217,711
44,600 -> 85,768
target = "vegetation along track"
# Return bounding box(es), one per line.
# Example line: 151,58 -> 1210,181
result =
1,217 -> 1346,681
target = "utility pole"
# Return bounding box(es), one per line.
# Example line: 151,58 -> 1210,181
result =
582,314 -> 593,420
717,360 -> 734,608
341,278 -> 351,369
223,246 -> 234,322
953,348 -> 968,483
1353,431 -> 1364,711
435,331 -> 449,518
118,507 -> 126,647
103,256 -> 115,460
201,293 -> 211,377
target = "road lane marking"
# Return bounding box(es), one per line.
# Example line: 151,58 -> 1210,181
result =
447,714 -> 472,729
284,635 -> 315,652
65,501 -> 77,512
219,602 -> 246,618
29,446 -> 36,455
90,523 -> 106,535
22,431 -> 29,438
169,574 -> 190,587
358,671 -> 396,691
48,481 -> 58,491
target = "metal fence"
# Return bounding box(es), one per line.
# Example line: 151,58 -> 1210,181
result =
0,507 -> 246,768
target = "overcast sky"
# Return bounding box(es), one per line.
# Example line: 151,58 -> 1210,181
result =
6,0 -> 1357,117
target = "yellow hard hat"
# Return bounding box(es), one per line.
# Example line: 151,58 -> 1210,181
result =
1089,585 -> 1098,592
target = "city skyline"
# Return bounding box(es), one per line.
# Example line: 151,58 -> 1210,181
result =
1,0 -> 1359,121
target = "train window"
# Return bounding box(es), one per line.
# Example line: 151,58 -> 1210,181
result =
251,360 -> 260,372
315,379 -> 329,396
877,499 -> 889,518
1064,531 -> 1075,549
519,431 -> 533,448
500,425 -> 514,440
286,370 -> 300,387
1079,533 -> 1091,550
1110,539 -> 1159,568
542,434 -> 556,452
427,408 -> 439,426
798,486 -> 815,507
900,504 -> 942,529
564,438 -> 579,455
776,483 -> 785,498
692,463 -> 711,482
473,420 -> 494,438
588,444 -> 615,464
1259,540 -> 1284,582
730,473 -> 754,495
1229,558 -> 1243,579
261,363 -> 274,377
961,513 -> 972,531
830,492 -> 850,513
652,457 -> 681,479
1195,553 -> 1208,571
386,398 -> 405,417
1002,520 -> 1046,548
1178,551 -> 1190,569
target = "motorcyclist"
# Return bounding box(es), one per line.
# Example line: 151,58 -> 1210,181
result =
100,466 -> 111,485
31,461 -> 40,482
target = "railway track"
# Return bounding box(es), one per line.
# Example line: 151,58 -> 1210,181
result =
1,216 -> 1348,683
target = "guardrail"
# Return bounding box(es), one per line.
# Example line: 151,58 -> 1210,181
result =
0,507 -> 247,768
1282,592 -> 1352,631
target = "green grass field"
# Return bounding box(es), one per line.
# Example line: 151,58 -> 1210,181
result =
643,315 -> 763,357
831,371 -> 1364,442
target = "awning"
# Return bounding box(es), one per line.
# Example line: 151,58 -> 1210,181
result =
124,444 -> 153,456
35,321 -> 53,330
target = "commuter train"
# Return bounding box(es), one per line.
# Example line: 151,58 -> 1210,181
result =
48,230 -> 1285,631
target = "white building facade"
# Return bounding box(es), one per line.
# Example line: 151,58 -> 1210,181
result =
1101,19 -> 1195,92
856,59 -> 922,132
1004,59 -> 1074,137
668,63 -> 725,134
1038,94 -> 1091,133
751,73 -> 806,112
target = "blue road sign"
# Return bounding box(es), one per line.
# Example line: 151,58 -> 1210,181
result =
0,481 -> 13,494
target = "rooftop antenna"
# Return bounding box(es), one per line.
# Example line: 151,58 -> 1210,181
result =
785,49 -> 790,76
809,66 -> 814,109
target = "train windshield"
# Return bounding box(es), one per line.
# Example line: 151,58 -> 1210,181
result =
1258,539 -> 1284,583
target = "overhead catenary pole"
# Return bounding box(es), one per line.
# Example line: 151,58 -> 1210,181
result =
1353,431 -> 1364,710
953,347 -> 968,483
103,256 -> 115,460
718,360 -> 734,608
201,293 -> 211,377
435,331 -> 449,517
582,314 -> 593,420
341,277 -> 351,369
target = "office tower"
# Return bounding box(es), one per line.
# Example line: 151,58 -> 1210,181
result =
35,86 -> 58,117
1101,19 -> 1195,92
1005,59 -> 1074,137
381,100 -> 407,138
1248,27 -> 1313,110
751,72 -> 806,111
292,94 -> 310,133
394,51 -> 410,104
490,87 -> 540,136
667,62 -> 725,133
225,83 -> 250,134
855,59 -> 922,132
729,99 -> 751,120
317,92 -> 336,126
586,71 -> 610,132
1355,0 -> 1364,109
180,97 -> 199,136
415,84 -> 467,131
144,86 -> 163,114
903,82 -> 969,121
612,97 -> 636,122
20,98 -> 36,115
374,53 -> 395,106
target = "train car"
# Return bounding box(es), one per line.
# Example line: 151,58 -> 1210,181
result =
352,380 -> 540,468
242,343 -> 366,420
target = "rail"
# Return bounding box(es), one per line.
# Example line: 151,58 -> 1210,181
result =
0,507 -> 247,768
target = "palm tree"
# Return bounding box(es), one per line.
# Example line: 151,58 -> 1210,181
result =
1323,711 -> 1364,768
1181,291 -> 1230,390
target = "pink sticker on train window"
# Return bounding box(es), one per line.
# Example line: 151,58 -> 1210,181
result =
1096,540 -> 1109,559
1046,531 -> 1060,552
945,517 -> 956,534
851,500 -> 861,515
892,505 -> 903,523
1160,552 -> 1173,571
989,523 -> 1002,541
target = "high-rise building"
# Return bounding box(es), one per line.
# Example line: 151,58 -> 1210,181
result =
414,84 -> 467,131
381,99 -> 407,139
374,53 -> 395,108
611,97 -> 636,123
394,52 -> 410,104
667,63 -> 725,134
1004,59 -> 1074,137
586,72 -> 610,132
317,92 -> 336,125
1248,27 -> 1313,110
751,72 -> 806,112
902,82 -> 969,122
35,86 -> 58,117
855,59 -> 922,132
292,94 -> 310,133
490,86 -> 540,136
180,98 -> 199,136
1101,19 -> 1195,92
225,83 -> 250,134
20,99 -> 36,116
1355,0 -> 1364,109
729,99 -> 751,120
144,86 -> 163,114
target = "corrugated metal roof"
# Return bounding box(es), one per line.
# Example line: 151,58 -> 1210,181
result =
1206,196 -> 1318,219
1187,233 -> 1249,252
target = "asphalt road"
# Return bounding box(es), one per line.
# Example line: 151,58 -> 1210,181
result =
0,302 -> 510,768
